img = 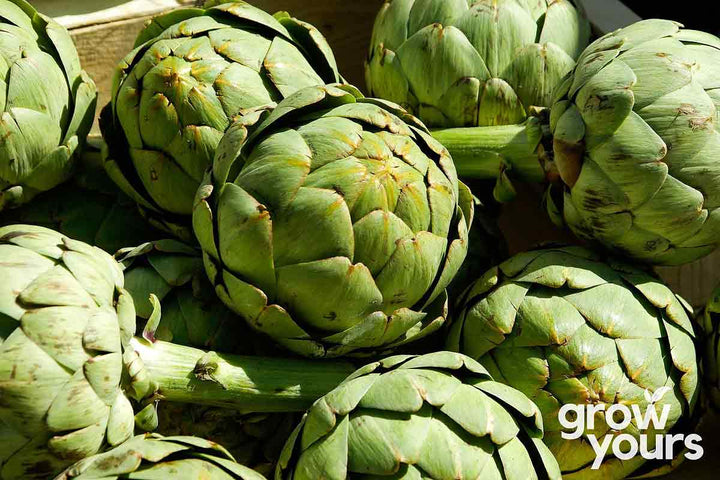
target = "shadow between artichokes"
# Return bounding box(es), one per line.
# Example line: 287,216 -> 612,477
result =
448,246 -> 700,479
100,0 -> 343,241
0,0 -> 97,211
193,84 -> 474,358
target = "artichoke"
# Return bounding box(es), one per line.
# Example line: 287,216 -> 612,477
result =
276,351 -> 561,479
0,224 -> 355,479
56,433 -> 266,479
448,246 -> 700,479
193,84 -> 474,358
0,139 -> 162,254
0,0 -> 97,211
100,1 -> 342,240
366,0 -> 590,128
0,224 -> 139,479
434,19 -> 720,265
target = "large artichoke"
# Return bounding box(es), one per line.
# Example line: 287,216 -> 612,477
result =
366,0 -> 590,128
0,139 -> 162,254
193,84 -> 474,358
0,0 -> 97,210
56,434 -> 266,479
434,19 -> 720,265
0,224 -> 356,479
448,246 -> 700,479
276,351 -> 561,479
100,1 -> 342,240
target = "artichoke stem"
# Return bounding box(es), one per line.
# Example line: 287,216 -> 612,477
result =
431,119 -> 546,182
129,337 -> 356,413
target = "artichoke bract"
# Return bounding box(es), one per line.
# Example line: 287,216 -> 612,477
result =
0,0 -> 97,211
366,0 -> 590,128
100,1 -> 342,240
193,84 -> 474,358
0,225 -> 138,479
448,246 -> 700,479
276,351 -> 561,479
56,434 -> 266,480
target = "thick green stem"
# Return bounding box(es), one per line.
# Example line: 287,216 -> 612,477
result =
130,337 -> 356,413
431,119 -> 546,182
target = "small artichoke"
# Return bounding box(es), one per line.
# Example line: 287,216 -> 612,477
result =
0,0 -> 97,211
276,351 -> 561,479
55,433 -> 266,479
0,225 -> 139,479
547,20 -> 720,265
366,0 -> 590,127
100,1 -> 342,240
448,246 -> 700,478
193,84 -> 473,358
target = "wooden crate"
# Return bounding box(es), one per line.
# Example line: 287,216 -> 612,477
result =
44,1 -> 719,478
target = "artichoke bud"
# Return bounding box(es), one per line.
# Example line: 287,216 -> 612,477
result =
194,84 -> 474,358
451,246 -> 701,479
134,402 -> 159,432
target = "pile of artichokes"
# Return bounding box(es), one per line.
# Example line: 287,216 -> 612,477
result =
1,1 -> 719,479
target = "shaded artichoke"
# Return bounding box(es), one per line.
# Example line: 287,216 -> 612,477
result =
100,1 -> 343,240
56,434 -> 266,479
448,246 -> 700,478
193,84 -> 473,358
699,284 -> 720,409
0,139 -> 162,254
276,351 -> 561,479
366,0 -> 589,127
0,0 -> 97,211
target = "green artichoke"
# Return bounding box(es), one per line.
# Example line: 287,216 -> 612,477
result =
434,19 -> 720,265
699,284 -> 720,409
448,246 -> 700,479
0,0 -> 97,211
100,1 -> 342,241
276,351 -> 561,479
193,84 -> 474,358
56,433 -> 266,479
0,224 -> 356,479
157,405 -> 297,477
0,224 -> 139,479
0,139 -> 162,254
366,0 -> 590,128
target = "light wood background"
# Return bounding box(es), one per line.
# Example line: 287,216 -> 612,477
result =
53,0 -> 719,309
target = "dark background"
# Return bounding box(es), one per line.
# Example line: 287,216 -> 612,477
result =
622,1 -> 720,35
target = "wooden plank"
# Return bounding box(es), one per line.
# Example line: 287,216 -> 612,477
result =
576,0 -> 642,32
36,0 -> 192,28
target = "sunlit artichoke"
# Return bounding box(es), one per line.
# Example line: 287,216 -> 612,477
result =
100,1 -> 342,240
366,0 -> 589,127
546,20 -> 720,265
194,84 -> 473,358
0,0 -> 97,211
449,246 -> 700,478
